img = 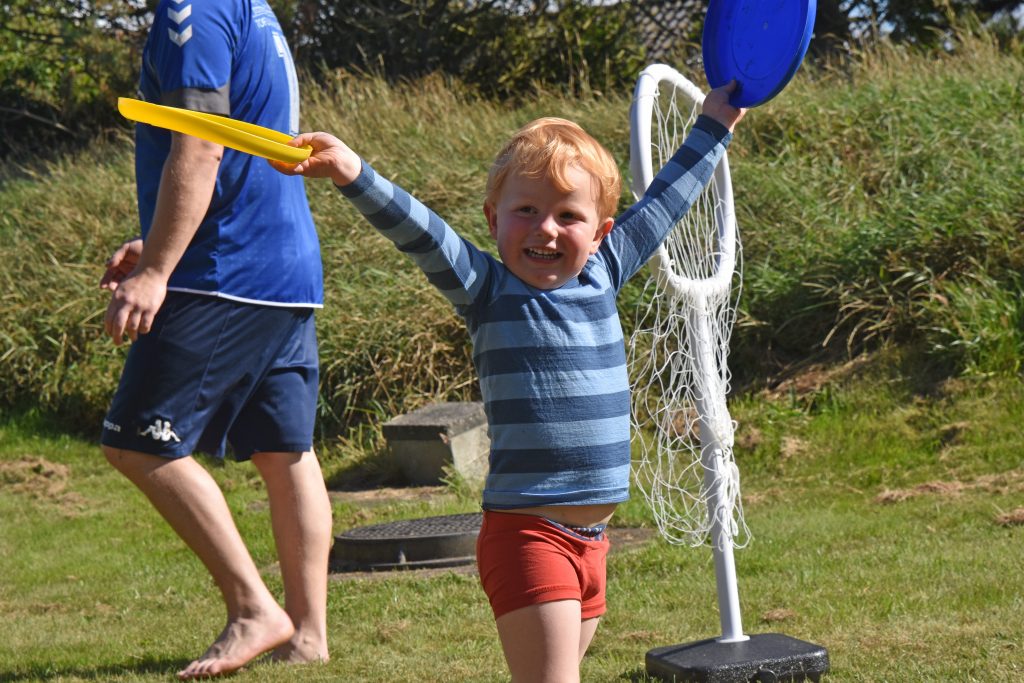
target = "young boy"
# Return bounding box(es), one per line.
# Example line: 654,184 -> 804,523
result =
273,82 -> 744,682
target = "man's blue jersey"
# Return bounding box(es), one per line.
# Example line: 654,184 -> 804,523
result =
136,0 -> 322,307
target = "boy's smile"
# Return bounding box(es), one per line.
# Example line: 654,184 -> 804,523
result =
485,165 -> 614,290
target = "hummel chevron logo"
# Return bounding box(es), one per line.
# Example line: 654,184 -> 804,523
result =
168,5 -> 191,24
139,419 -> 181,443
168,25 -> 192,46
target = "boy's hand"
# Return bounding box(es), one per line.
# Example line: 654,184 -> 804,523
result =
269,132 -> 362,187
702,81 -> 747,132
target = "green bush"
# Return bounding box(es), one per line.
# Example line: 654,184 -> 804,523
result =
0,1 -> 145,160
285,0 -> 647,100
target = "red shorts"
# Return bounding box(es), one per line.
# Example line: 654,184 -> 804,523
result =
476,510 -> 610,620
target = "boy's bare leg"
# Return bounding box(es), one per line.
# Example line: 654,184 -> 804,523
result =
495,600 -> 585,683
578,617 -> 600,663
252,450 -> 332,663
102,447 -> 294,679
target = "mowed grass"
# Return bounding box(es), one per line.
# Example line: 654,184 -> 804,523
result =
1,358 -> 1022,682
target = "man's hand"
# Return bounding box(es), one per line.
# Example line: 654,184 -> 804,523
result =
100,238 -> 144,291
103,268 -> 167,346
100,133 -> 221,346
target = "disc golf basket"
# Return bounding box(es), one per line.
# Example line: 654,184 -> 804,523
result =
627,63 -> 829,682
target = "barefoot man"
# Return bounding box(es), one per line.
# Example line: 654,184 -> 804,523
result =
99,0 -> 331,677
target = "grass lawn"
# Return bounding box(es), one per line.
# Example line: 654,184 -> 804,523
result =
1,362 -> 1022,682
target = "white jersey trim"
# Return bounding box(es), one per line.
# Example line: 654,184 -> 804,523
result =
167,286 -> 323,309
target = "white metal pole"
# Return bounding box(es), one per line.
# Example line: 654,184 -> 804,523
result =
693,308 -> 748,643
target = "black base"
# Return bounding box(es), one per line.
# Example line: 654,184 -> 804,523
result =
646,633 -> 829,683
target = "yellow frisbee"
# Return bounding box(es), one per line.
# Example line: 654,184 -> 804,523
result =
118,97 -> 311,164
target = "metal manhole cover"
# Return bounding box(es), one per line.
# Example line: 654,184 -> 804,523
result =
330,512 -> 482,572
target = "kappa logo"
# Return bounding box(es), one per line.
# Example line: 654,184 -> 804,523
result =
139,419 -> 181,443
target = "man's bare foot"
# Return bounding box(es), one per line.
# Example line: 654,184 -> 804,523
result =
178,607 -> 294,679
271,630 -> 330,664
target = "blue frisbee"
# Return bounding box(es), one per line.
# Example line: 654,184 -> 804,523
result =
702,0 -> 816,108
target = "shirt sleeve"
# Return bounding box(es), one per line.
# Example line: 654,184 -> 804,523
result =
336,161 -> 496,311
147,0 -> 235,113
599,114 -> 732,291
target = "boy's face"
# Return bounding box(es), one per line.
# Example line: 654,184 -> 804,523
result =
485,165 -> 614,290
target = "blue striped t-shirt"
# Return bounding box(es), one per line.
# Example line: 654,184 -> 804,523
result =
339,115 -> 731,508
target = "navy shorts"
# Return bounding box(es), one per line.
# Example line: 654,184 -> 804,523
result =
101,292 -> 319,461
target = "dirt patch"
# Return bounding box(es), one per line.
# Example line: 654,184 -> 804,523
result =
938,421 -> 971,447
0,456 -> 86,516
761,355 -> 872,399
995,508 -> 1024,527
611,526 -> 657,551
328,485 -> 456,526
875,481 -> 965,503
741,487 -> 788,505
734,424 -> 764,452
0,456 -> 69,496
874,470 -> 1024,505
619,630 -> 663,643
779,436 -> 808,462
760,608 -> 797,624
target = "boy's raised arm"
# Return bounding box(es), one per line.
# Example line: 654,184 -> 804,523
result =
599,83 -> 743,290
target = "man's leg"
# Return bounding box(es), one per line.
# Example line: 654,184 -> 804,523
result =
103,446 -> 294,679
496,600 -> 584,683
251,450 -> 332,663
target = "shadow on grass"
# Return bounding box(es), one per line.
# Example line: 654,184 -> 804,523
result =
0,655 -> 191,681
323,450 -> 406,492
0,402 -> 102,444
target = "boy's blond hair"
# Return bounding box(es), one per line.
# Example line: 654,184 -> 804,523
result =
485,117 -> 621,220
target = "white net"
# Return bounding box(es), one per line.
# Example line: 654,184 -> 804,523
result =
627,65 -> 750,550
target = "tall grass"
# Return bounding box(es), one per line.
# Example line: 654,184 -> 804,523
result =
0,144 -> 138,428
732,29 -> 1024,378
1,29 -> 1022,441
